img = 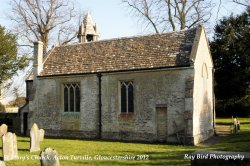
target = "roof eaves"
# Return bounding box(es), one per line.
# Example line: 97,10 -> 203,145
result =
38,64 -> 192,78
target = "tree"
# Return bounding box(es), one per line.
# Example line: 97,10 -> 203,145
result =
233,0 -> 250,7
9,0 -> 82,52
0,102 -> 5,112
8,87 -> 26,107
0,25 -> 28,86
9,95 -> 26,107
210,7 -> 250,116
122,0 -> 213,33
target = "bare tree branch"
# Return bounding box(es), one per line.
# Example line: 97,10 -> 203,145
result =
122,0 -> 214,32
233,0 -> 250,7
166,0 -> 175,31
8,0 -> 82,52
217,0 -> 222,20
122,0 -> 159,33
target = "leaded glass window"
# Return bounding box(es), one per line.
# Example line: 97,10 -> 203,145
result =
120,81 -> 134,113
64,83 -> 80,112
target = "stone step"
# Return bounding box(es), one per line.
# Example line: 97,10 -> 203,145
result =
215,125 -> 231,135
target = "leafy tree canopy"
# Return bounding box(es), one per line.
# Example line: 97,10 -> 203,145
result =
0,25 -> 28,86
210,7 -> 250,115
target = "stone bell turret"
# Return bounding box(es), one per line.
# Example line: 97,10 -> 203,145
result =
77,13 -> 99,43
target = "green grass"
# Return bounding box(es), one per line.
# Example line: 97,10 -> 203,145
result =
213,117 -> 250,152
2,118 -> 250,166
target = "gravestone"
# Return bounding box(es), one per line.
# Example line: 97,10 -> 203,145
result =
0,161 -> 5,166
40,148 -> 60,166
2,132 -> 18,161
30,123 -> 40,152
0,124 -> 8,137
40,129 -> 45,141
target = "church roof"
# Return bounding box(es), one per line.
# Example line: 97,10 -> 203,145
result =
40,26 -> 198,76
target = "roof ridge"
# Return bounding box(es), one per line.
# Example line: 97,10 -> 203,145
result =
40,26 -> 198,76
55,26 -> 198,48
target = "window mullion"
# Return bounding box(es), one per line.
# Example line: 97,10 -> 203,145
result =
64,83 -> 80,113
74,86 -> 76,112
126,85 -> 128,113
68,87 -> 70,112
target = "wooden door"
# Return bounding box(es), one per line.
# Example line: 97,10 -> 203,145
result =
156,107 -> 168,141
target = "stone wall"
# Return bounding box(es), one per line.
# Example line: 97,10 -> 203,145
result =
29,68 -> 194,143
0,114 -> 20,134
101,68 -> 194,143
29,75 -> 99,138
192,27 -> 214,145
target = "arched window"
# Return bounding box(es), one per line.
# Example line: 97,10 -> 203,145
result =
86,34 -> 94,42
64,83 -> 80,112
202,63 -> 208,79
120,81 -> 134,113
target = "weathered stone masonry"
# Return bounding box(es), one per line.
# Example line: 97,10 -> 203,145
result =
23,15 -> 215,145
29,68 -> 196,143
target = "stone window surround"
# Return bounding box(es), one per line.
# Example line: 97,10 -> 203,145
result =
63,83 -> 81,113
118,80 -> 134,116
202,63 -> 208,79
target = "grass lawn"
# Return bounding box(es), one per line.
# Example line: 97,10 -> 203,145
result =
2,117 -> 250,166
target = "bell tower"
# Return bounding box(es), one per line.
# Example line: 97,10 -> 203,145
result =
78,13 -> 99,43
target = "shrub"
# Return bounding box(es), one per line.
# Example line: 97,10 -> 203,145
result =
0,102 -> 5,112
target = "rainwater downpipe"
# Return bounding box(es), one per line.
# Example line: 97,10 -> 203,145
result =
97,73 -> 102,139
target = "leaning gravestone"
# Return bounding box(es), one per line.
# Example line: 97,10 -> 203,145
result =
40,147 -> 60,166
2,132 -> 18,161
0,124 -> 8,137
40,129 -> 45,141
30,123 -> 40,152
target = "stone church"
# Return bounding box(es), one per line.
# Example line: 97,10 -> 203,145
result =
23,14 -> 215,145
